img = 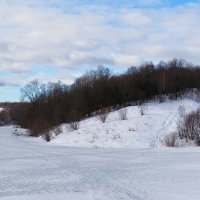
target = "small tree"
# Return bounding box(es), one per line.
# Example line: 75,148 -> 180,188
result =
20,79 -> 42,104
118,107 -> 127,120
98,108 -> 109,123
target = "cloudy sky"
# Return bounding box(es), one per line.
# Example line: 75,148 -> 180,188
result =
1,0 -> 200,101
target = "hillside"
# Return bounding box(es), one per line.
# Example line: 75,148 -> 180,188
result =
17,61 -> 200,137
50,98 -> 200,148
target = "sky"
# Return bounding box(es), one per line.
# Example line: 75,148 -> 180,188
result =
0,0 -> 200,102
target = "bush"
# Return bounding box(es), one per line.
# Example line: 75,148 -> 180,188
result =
43,132 -> 52,142
54,126 -> 63,135
157,95 -> 167,103
178,105 -> 186,118
163,132 -> 178,147
70,121 -> 80,130
138,104 -> 147,115
118,107 -> 127,120
177,108 -> 200,145
12,129 -> 25,136
98,108 -> 109,123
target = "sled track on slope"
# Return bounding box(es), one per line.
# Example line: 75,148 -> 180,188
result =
150,111 -> 178,149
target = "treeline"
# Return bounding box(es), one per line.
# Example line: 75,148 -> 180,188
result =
12,58 -> 200,136
0,102 -> 28,126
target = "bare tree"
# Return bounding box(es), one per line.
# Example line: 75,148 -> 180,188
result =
118,107 -> 128,120
21,79 -> 45,104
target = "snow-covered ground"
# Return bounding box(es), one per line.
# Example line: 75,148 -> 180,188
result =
1,126 -> 200,200
51,99 -> 200,148
1,99 -> 200,199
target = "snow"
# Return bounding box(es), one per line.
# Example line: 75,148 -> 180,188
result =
1,126 -> 200,199
51,99 -> 200,148
1,99 -> 200,199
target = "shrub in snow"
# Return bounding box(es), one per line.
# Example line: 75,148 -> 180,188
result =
68,109 -> 80,130
12,129 -> 24,136
177,108 -> 200,146
118,107 -> 127,120
163,132 -> 178,147
177,118 -> 185,140
70,121 -> 80,130
97,108 -> 109,123
43,132 -> 52,142
178,105 -> 186,118
138,104 -> 147,115
157,95 -> 167,103
54,126 -> 63,136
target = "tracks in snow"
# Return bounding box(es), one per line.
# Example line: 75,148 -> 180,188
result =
150,111 -> 178,149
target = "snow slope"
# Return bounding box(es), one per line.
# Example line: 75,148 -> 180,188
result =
51,99 -> 200,148
1,126 -> 200,200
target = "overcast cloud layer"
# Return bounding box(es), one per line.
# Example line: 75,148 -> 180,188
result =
0,0 -> 200,101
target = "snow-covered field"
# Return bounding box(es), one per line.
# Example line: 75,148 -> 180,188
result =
1,126 -> 200,200
51,99 -> 200,148
1,99 -> 200,200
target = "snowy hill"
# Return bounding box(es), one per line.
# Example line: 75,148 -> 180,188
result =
51,99 -> 200,148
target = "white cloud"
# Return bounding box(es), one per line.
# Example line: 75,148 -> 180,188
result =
0,0 -> 200,88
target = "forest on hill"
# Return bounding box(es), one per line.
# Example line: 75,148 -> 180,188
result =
3,58 -> 200,136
